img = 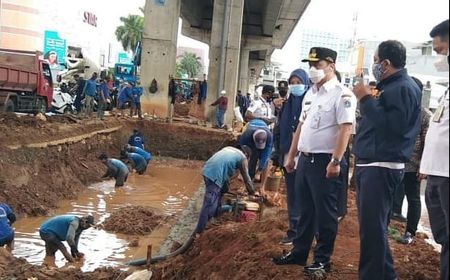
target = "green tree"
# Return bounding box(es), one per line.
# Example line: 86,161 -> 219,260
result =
177,52 -> 203,78
115,15 -> 144,54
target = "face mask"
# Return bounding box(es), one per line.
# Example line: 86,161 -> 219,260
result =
279,89 -> 288,98
309,67 -> 326,84
372,63 -> 383,81
289,84 -> 307,97
434,54 -> 450,72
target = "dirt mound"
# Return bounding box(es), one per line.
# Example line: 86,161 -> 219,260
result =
103,206 -> 168,235
152,191 -> 440,280
0,249 -> 129,280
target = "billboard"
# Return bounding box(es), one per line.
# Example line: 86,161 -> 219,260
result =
43,30 -> 67,71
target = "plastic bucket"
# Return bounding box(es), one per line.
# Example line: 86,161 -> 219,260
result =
265,175 -> 282,192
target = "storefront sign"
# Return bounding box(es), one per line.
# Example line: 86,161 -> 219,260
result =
83,11 -> 98,27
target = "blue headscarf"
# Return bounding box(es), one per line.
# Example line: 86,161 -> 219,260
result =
289,68 -> 311,88
278,69 -> 310,156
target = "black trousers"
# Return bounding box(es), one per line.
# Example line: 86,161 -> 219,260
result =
356,166 -> 404,280
337,148 -> 351,217
292,154 -> 345,264
426,176 -> 449,280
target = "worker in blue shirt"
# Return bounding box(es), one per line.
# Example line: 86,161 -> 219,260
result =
117,82 -> 133,117
196,146 -> 256,233
353,40 -> 421,280
239,119 -> 273,189
99,154 -> 130,187
131,86 -> 143,119
125,144 -> 152,163
39,215 -> 94,264
0,203 -> 16,252
82,72 -> 98,118
128,129 -> 145,149
122,151 -> 148,175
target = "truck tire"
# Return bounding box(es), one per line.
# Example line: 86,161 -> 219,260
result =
2,99 -> 15,112
36,98 -> 47,114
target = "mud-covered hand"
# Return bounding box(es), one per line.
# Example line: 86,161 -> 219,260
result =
70,246 -> 83,259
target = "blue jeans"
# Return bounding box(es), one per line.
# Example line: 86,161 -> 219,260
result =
196,177 -> 222,233
216,109 -> 226,128
356,166 -> 404,280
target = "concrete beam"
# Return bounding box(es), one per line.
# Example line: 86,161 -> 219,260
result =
262,0 -> 283,36
140,0 -> 181,118
272,0 -> 311,48
181,20 -> 211,45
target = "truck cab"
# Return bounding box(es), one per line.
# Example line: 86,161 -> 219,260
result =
0,49 -> 54,113
114,63 -> 136,86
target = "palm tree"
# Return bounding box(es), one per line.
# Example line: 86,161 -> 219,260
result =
115,15 -> 144,54
177,53 -> 203,78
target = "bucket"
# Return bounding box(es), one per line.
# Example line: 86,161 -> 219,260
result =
265,173 -> 282,192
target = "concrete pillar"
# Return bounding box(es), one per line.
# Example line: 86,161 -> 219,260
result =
140,0 -> 181,118
248,60 -> 265,94
206,0 -> 244,125
239,49 -> 250,94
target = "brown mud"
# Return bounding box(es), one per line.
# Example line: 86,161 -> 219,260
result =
152,188 -> 440,280
102,206 -> 168,235
0,249 -> 130,280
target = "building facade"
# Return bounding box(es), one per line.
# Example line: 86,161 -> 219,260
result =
0,0 -> 43,51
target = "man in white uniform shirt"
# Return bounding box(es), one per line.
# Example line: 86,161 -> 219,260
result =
421,19 -> 449,280
273,47 -> 356,277
246,85 -> 276,125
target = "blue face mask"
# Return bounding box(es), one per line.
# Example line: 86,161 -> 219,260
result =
289,84 -> 307,97
372,63 -> 383,82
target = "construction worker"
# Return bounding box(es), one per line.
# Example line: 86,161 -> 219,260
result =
39,215 -> 94,265
99,154 -> 130,187
196,146 -> 256,233
239,119 -> 273,189
122,151 -> 148,175
0,203 -> 16,252
128,129 -> 145,150
125,144 -> 152,164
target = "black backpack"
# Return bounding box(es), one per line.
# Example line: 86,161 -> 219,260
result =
149,78 -> 158,94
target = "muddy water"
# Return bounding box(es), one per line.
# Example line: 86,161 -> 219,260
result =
12,163 -> 202,272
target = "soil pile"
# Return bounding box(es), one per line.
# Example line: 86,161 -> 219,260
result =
0,249 -> 129,280
103,206 -> 168,235
152,191 -> 440,280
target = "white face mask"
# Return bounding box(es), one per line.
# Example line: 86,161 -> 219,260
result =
434,54 -> 450,72
309,67 -> 326,84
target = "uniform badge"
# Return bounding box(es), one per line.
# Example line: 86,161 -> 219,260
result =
344,99 -> 352,108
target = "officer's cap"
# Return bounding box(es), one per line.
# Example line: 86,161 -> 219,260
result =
302,47 -> 338,64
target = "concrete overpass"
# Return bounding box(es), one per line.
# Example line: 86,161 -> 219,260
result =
140,0 -> 311,123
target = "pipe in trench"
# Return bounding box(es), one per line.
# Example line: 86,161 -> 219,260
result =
125,228 -> 196,266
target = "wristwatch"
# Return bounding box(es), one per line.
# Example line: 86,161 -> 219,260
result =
331,158 -> 341,166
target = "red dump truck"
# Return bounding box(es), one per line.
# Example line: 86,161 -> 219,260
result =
0,48 -> 54,113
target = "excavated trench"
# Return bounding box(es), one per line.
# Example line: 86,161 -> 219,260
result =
0,115 -> 235,278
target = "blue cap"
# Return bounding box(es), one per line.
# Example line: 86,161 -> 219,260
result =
289,68 -> 310,88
